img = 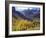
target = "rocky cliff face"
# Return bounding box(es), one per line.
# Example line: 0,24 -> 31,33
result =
12,7 -> 40,20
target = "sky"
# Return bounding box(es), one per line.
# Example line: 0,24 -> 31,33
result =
15,7 -> 40,12
12,6 -> 40,15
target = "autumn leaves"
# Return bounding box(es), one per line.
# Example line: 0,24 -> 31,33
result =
12,17 -> 40,31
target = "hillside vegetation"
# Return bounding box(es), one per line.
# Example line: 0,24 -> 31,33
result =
12,17 -> 40,31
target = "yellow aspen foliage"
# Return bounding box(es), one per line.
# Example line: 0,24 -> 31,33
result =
12,17 -> 40,31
